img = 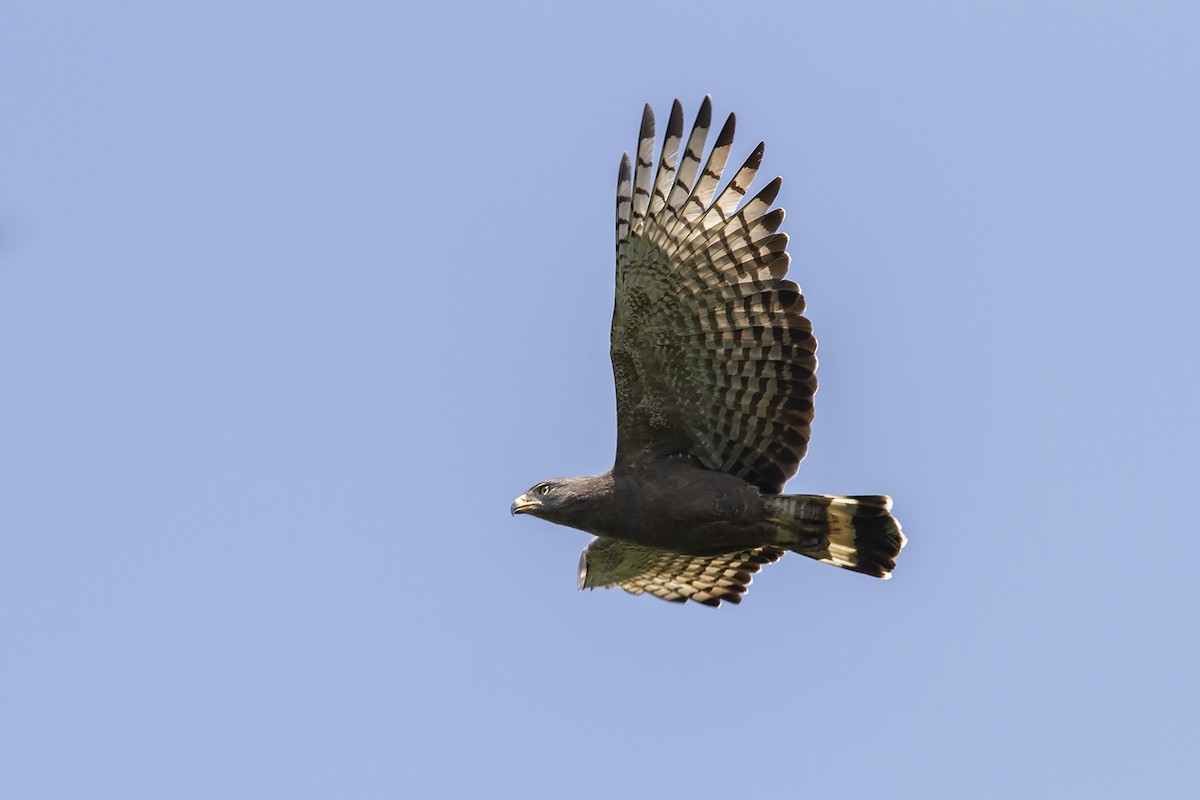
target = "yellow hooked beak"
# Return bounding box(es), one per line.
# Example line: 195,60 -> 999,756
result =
510,493 -> 542,515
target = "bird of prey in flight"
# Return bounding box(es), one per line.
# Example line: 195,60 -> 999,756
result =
512,97 -> 905,606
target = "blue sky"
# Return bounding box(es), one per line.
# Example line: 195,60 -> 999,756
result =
2,1 -> 1198,797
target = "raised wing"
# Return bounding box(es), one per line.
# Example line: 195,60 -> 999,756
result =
611,97 -> 817,493
579,537 -> 785,607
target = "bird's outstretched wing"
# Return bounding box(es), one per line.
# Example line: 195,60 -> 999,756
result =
611,97 -> 817,493
579,536 -> 785,607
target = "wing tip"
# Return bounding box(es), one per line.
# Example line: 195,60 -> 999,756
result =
715,111 -> 736,147
747,140 -> 765,168
639,103 -> 655,141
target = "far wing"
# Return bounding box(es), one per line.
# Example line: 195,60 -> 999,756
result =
611,97 -> 817,493
578,536 -> 785,607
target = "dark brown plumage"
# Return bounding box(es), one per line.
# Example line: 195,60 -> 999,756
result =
511,98 -> 905,606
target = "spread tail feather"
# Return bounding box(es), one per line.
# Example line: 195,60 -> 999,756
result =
763,494 -> 906,578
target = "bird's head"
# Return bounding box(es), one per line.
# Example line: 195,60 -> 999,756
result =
510,475 -> 611,528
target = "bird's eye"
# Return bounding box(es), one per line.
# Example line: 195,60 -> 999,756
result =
537,484 -> 551,496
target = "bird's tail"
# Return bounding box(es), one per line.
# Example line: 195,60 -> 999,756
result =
763,494 -> 906,579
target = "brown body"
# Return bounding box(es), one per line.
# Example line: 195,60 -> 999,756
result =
520,464 -> 778,555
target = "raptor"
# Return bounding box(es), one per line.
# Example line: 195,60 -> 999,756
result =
512,97 -> 905,606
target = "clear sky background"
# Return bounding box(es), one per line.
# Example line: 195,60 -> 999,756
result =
2,1 -> 1198,797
